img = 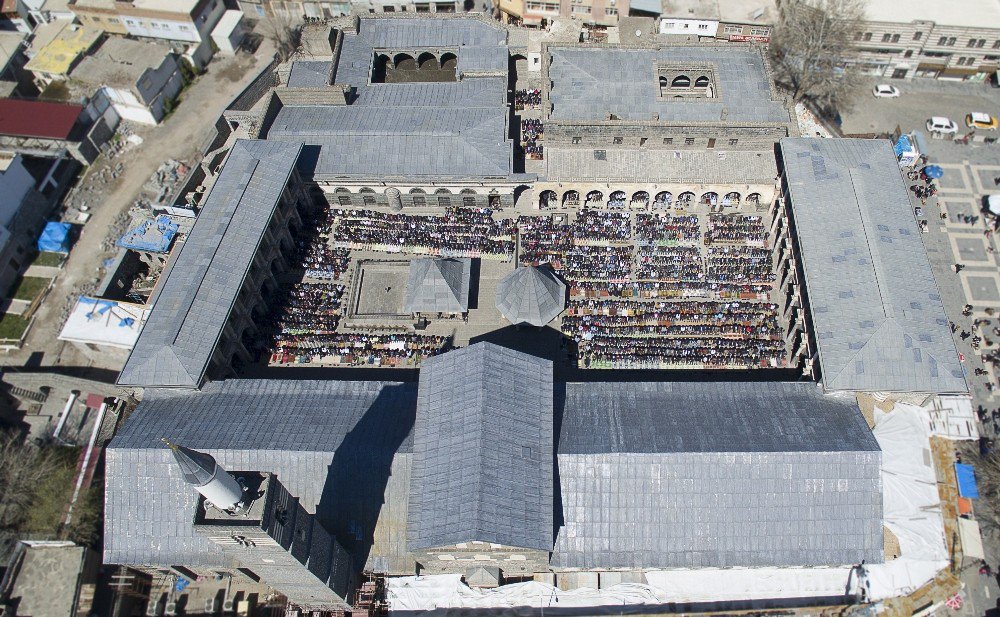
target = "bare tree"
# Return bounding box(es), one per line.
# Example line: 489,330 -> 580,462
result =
769,0 -> 866,112
975,449 -> 1000,535
0,431 -> 60,533
259,12 -> 303,63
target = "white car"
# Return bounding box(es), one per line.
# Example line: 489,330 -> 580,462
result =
926,116 -> 959,134
872,84 -> 900,98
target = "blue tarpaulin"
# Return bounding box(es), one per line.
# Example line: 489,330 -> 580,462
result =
894,134 -> 912,157
116,215 -> 179,253
923,165 -> 945,179
37,221 -> 71,253
956,463 -> 979,498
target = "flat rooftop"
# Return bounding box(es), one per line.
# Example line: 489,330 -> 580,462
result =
8,543 -> 86,617
660,0 -> 777,24
71,37 -> 173,88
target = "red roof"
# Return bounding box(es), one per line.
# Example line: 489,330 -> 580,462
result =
0,99 -> 84,140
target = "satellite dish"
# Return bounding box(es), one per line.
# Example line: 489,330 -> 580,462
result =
635,29 -> 642,36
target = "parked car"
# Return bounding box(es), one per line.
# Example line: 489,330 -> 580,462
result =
872,84 -> 900,98
966,112 -> 999,130
926,116 -> 959,134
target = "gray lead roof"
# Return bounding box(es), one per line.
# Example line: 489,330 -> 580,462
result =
780,138 -> 968,394
403,257 -> 471,313
554,381 -> 883,569
117,140 -> 302,388
268,17 -> 513,181
547,46 -> 791,124
408,343 -> 554,552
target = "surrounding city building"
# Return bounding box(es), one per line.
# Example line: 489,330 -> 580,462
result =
69,36 -> 183,125
22,20 -> 100,87
657,0 -> 775,42
102,14 -> 966,613
0,541 -> 98,617
68,0 -> 226,67
781,0 -> 1000,80
0,97 -> 114,164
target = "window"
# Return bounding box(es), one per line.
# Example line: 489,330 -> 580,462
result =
662,22 -> 674,28
697,23 -> 708,30
724,25 -> 741,34
913,31 -> 922,41
977,39 -> 986,48
662,137 -> 673,145
968,38 -> 977,47
363,194 -> 376,205
948,37 -> 957,46
612,136 -> 623,144
684,137 -> 695,145
863,32 -> 872,41
854,32 -> 862,41
605,7 -> 616,15
572,5 -> 588,13
994,40 -> 1000,49
881,33 -> 891,42
904,49 -> 913,58
891,33 -> 899,43
750,27 -> 769,36
571,136 -> 581,144
179,24 -> 190,30
384,5 -> 394,10
986,55 -> 1000,60
728,138 -> 738,146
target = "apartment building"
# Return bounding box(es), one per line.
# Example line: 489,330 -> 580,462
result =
779,0 -> 1000,81
69,0 -> 225,44
657,0 -> 775,42
238,0 -> 464,21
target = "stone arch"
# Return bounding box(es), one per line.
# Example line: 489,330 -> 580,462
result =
677,191 -> 695,205
359,187 -> 376,193
747,192 -> 762,205
434,188 -> 452,194
694,75 -> 710,88
334,187 -> 351,193
659,75 -> 668,88
460,188 -> 478,195
586,190 -> 604,203
701,191 -> 718,206
417,52 -> 437,68
631,191 -> 649,207
609,190 -> 626,202
563,190 -> 579,204
654,191 -> 672,207
723,191 -> 741,206
539,189 -> 557,208
409,188 -> 426,194
440,52 -> 457,70
671,75 -> 690,88
394,53 -> 416,70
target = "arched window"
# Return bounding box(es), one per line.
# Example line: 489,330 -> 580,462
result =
659,75 -> 668,87
563,190 -> 580,204
654,191 -> 672,208
747,192 -> 762,205
434,188 -> 452,194
359,187 -> 376,193
460,188 -> 477,195
694,76 -> 710,88
409,188 -> 426,194
701,191 -> 718,206
631,191 -> 649,204
539,190 -> 557,208
393,53 -> 416,70
677,191 -> 695,204
723,191 -> 741,206
671,75 -> 690,88
440,52 -> 458,70
334,187 -> 350,193
417,52 -> 437,69
586,190 -> 604,203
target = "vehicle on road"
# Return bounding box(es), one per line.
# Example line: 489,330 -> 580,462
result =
966,112 -> 998,130
926,117 -> 959,134
915,206 -> 924,217
872,84 -> 900,98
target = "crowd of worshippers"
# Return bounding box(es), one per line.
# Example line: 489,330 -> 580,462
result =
635,214 -> 700,243
704,214 -> 769,247
514,88 -> 541,110
264,282 -> 345,351
521,119 -> 543,160
293,205 -> 351,281
270,332 -> 450,367
518,211 -> 777,294
331,208 -> 516,258
562,299 -> 785,369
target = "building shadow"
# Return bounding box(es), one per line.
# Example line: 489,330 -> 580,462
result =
315,383 -> 417,581
469,324 -> 569,367
468,258 -> 481,310
551,381 -> 566,544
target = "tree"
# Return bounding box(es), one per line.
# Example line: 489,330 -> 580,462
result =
259,13 -> 302,63
769,0 -> 865,112
974,448 -> 1000,536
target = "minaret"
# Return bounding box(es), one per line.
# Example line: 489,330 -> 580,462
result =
163,439 -> 243,511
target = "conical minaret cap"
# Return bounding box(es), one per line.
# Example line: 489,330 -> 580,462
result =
163,438 -> 218,487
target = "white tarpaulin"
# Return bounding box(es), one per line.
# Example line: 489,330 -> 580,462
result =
958,518 -> 985,561
389,401 -> 950,613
